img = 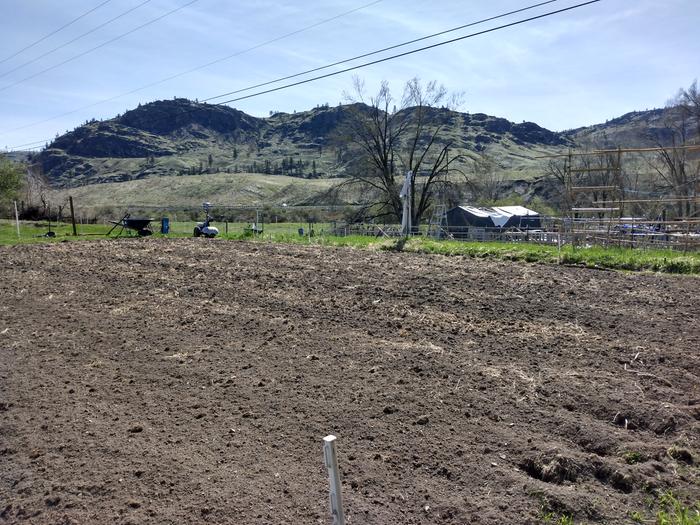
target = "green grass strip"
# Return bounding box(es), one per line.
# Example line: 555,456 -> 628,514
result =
2,220 -> 698,275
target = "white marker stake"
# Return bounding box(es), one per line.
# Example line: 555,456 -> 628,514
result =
14,201 -> 20,238
323,435 -> 345,525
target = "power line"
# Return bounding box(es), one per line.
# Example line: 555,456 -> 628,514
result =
0,0 -> 385,137
0,0 -> 152,80
0,0 -> 113,66
216,0 -> 601,105
0,0 -> 198,93
5,139 -> 48,150
204,0 -> 560,103
6,0 -> 602,151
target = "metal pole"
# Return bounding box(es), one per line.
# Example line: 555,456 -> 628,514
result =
323,435 -> 345,525
14,200 -> 20,238
557,222 -> 563,264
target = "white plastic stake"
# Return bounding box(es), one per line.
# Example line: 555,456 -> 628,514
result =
323,435 -> 345,525
14,201 -> 20,238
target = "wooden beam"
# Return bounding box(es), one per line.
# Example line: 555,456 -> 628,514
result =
569,185 -> 619,193
569,167 -> 621,173
593,197 -> 700,205
535,144 -> 700,159
571,207 -> 620,212
554,218 -> 700,225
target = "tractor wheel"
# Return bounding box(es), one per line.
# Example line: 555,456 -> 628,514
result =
193,227 -> 201,237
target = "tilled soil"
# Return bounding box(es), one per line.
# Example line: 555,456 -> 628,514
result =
0,239 -> 698,524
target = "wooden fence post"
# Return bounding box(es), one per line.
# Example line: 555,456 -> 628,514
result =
69,196 -> 77,236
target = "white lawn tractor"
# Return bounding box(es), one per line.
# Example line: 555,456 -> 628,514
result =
193,202 -> 220,238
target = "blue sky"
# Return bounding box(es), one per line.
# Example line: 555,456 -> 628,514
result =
1,0 -> 698,150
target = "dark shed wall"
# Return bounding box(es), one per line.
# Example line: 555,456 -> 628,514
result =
446,208 -> 493,228
503,215 -> 541,228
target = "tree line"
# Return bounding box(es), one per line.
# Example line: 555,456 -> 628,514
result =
177,156 -> 321,178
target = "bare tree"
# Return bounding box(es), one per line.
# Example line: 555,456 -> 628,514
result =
542,144 -> 624,215
467,153 -> 505,203
649,83 -> 700,218
678,79 -> 700,137
338,77 -> 463,226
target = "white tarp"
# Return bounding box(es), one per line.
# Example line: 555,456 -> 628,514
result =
487,209 -> 512,227
455,205 -> 540,227
492,205 -> 539,217
458,206 -> 491,217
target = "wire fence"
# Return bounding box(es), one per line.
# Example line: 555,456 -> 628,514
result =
0,217 -> 336,243
3,206 -> 699,252
327,218 -> 700,251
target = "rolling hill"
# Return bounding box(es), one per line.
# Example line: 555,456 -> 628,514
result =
35,98 -> 571,189
18,98 -> 697,211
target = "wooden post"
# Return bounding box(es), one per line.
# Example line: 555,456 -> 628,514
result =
14,200 -> 20,238
69,196 -> 77,236
617,146 -> 624,218
323,435 -> 345,525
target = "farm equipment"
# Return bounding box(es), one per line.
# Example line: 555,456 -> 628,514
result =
108,213 -> 154,237
36,204 -> 56,238
193,202 -> 219,238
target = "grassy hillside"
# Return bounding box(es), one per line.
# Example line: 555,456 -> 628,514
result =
21,99 -> 698,217
48,172 -> 345,209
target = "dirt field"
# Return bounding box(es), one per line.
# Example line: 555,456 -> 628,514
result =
1,239 -> 698,524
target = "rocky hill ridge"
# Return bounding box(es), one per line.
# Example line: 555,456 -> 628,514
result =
36,98 -> 571,188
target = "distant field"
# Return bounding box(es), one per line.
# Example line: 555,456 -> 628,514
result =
47,172 -> 345,209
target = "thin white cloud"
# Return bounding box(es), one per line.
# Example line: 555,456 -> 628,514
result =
2,0 -> 699,147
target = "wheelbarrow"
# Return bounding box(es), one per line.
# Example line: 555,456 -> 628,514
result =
108,213 -> 154,237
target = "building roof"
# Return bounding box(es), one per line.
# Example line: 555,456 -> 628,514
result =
492,206 -> 540,217
450,205 -> 541,228
458,206 -> 491,218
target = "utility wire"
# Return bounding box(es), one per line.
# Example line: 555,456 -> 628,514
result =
0,0 -> 113,66
0,0 -> 151,79
204,0 -> 560,102
0,0 -> 385,137
6,0 -> 601,151
216,0 -> 601,105
6,139 -> 48,149
0,0 -> 198,92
